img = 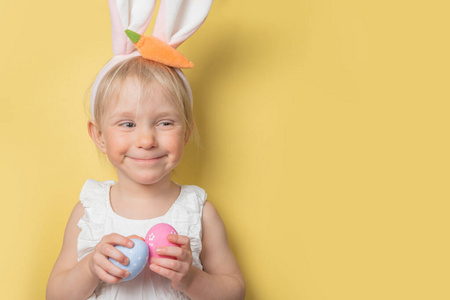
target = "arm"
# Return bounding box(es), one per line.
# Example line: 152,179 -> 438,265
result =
150,201 -> 246,300
46,202 -> 99,300
46,202 -> 136,300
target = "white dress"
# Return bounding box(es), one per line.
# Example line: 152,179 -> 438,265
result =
77,179 -> 206,300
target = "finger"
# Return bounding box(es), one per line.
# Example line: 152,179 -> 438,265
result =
96,243 -> 130,266
156,246 -> 191,262
128,234 -> 145,242
150,257 -> 191,277
103,233 -> 134,248
95,255 -> 130,280
167,234 -> 190,249
94,264 -> 126,284
149,263 -> 183,282
151,257 -> 184,272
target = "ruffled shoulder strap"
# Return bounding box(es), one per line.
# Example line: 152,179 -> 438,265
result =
179,185 -> 207,211
167,185 -> 207,269
77,179 -> 116,261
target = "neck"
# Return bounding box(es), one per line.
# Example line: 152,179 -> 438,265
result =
110,174 -> 181,220
114,173 -> 176,203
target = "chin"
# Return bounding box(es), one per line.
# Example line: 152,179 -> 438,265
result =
130,173 -> 171,186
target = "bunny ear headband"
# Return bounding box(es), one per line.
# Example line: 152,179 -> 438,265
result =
90,0 -> 213,119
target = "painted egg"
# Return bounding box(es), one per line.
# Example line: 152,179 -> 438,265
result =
145,223 -> 179,261
109,238 -> 149,282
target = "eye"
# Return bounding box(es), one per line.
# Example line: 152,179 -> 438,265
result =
120,122 -> 135,128
158,121 -> 173,127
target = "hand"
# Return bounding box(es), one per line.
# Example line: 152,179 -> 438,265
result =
89,234 -> 143,284
149,234 -> 195,291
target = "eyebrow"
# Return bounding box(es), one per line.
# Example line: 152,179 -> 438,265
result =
107,109 -> 181,121
107,110 -> 137,120
153,110 -> 181,118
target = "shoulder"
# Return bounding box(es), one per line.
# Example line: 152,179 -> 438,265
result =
69,202 -> 85,225
175,185 -> 207,214
64,202 -> 86,242
202,201 -> 222,225
201,201 -> 228,245
181,185 -> 207,202
78,179 -> 115,216
80,179 -> 116,203
77,179 -> 115,259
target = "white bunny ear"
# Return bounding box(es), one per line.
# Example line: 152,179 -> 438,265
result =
153,0 -> 213,48
109,0 -> 156,55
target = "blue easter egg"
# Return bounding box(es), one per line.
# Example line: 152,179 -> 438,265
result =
109,238 -> 149,282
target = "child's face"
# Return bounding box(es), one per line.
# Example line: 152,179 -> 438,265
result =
98,78 -> 187,186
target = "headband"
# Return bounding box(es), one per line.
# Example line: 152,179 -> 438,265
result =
90,0 -> 213,119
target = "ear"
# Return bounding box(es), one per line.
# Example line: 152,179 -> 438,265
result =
88,120 -> 107,153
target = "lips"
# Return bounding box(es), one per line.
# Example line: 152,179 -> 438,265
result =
128,155 -> 165,162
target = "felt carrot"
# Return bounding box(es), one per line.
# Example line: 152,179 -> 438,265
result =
125,30 -> 194,69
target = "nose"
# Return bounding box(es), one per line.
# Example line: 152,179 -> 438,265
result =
135,127 -> 157,149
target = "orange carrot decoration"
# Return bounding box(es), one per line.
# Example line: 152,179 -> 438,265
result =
125,30 -> 194,69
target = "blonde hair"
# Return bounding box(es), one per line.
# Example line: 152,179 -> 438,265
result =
93,56 -> 196,138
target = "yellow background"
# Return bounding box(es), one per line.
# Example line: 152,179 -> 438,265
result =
1,0 -> 449,299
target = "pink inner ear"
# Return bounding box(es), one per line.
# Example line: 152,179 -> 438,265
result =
152,0 -> 168,45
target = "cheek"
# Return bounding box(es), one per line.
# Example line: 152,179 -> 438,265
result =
162,132 -> 185,155
104,133 -> 129,153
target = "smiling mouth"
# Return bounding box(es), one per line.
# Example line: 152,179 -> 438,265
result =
129,156 -> 164,162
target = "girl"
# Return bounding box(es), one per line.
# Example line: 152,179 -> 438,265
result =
47,1 -> 245,299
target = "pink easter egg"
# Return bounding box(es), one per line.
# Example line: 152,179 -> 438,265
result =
145,223 -> 179,261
